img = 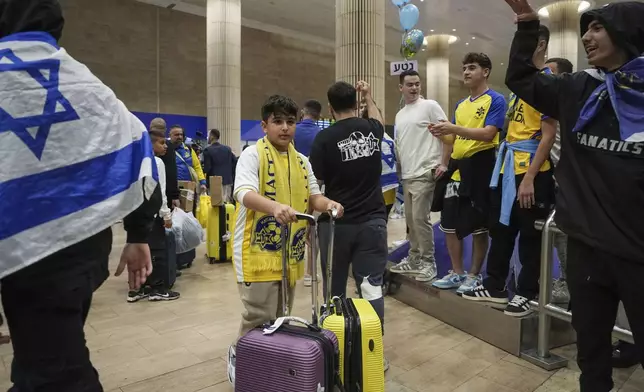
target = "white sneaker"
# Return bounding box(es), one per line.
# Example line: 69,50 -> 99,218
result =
227,345 -> 236,387
415,262 -> 438,282
389,257 -> 423,275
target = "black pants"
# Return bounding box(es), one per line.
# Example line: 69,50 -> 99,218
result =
1,230 -> 110,392
568,238 -> 644,392
484,172 -> 553,299
147,219 -> 169,290
319,218 -> 388,325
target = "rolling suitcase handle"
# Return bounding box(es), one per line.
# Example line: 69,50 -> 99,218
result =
280,213 -> 318,320
324,209 -> 339,317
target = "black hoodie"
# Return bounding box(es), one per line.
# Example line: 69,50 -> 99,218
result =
505,2 -> 644,263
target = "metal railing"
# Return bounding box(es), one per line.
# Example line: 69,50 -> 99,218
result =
523,209 -> 634,369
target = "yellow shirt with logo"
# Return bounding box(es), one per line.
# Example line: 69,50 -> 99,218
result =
502,68 -> 552,175
451,90 -> 507,181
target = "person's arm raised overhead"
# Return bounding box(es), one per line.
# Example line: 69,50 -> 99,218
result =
503,0 -> 567,119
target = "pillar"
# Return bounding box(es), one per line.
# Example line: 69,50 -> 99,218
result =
207,0 -> 241,154
335,0 -> 386,115
543,0 -> 582,71
425,35 -> 451,114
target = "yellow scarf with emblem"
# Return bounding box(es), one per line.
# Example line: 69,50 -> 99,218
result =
238,137 -> 309,285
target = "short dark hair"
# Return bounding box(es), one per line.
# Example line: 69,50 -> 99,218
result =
327,81 -> 357,113
209,128 -> 220,140
303,99 -> 322,119
462,52 -> 492,77
149,130 -> 165,141
169,125 -> 183,132
261,95 -> 299,122
546,57 -> 574,74
399,70 -> 420,84
538,25 -> 550,44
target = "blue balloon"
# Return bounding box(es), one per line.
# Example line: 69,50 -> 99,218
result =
401,29 -> 424,59
391,0 -> 411,7
399,4 -> 419,31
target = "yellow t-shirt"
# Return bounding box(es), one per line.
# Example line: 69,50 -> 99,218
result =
502,68 -> 552,175
451,89 -> 507,181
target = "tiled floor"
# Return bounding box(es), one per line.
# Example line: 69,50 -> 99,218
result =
0,217 -> 641,391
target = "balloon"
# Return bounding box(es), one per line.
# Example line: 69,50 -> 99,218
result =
401,29 -> 424,59
399,4 -> 419,31
390,0 -> 411,7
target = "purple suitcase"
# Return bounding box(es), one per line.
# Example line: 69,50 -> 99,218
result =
236,321 -> 339,391
234,213 -> 342,392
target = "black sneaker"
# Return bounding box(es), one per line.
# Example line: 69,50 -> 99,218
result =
504,295 -> 533,318
461,285 -> 509,305
127,286 -> 151,303
612,340 -> 638,368
149,289 -> 180,301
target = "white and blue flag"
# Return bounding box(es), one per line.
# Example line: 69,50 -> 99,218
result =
0,32 -> 157,278
380,133 -> 398,192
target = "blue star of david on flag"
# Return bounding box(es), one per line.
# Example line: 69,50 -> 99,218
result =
0,48 -> 79,160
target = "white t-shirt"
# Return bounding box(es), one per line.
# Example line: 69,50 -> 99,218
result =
233,146 -> 321,208
394,98 -> 448,180
154,157 -> 171,220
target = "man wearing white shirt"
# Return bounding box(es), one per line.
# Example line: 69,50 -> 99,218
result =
390,70 -> 450,282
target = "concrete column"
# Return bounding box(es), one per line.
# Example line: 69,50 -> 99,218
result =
335,0 -> 386,115
543,0 -> 581,71
207,0 -> 241,154
425,35 -> 451,115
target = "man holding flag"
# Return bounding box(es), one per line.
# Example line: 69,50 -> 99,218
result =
0,0 -> 161,390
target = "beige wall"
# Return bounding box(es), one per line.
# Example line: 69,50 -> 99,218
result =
59,0 -> 472,125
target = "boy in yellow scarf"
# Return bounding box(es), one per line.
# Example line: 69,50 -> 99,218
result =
227,95 -> 344,387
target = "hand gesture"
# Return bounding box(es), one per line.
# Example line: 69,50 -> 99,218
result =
200,184 -> 208,194
434,164 -> 448,180
517,176 -> 536,209
272,203 -> 298,225
326,201 -> 345,219
116,243 -> 153,290
504,0 -> 538,22
356,81 -> 372,98
428,120 -> 455,137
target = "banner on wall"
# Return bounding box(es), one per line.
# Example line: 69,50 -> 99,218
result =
390,60 -> 418,76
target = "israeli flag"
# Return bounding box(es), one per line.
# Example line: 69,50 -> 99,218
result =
380,133 -> 398,192
0,32 -> 157,279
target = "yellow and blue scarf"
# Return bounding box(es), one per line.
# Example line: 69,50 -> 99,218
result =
238,137 -> 310,284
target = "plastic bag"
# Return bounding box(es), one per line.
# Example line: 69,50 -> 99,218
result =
171,208 -> 204,254
198,194 -> 210,229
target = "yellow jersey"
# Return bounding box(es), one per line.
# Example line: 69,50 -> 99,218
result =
503,67 -> 552,175
451,89 -> 506,181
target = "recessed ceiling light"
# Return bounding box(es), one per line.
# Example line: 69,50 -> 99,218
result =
452,29 -> 456,32
501,62 -> 504,65
538,1 -> 591,18
430,29 -> 434,32
472,37 -> 476,40
465,42 -> 469,45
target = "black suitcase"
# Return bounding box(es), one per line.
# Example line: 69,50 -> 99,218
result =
177,248 -> 196,269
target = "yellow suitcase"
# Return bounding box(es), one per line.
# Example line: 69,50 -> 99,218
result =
320,211 -> 385,392
207,203 -> 235,263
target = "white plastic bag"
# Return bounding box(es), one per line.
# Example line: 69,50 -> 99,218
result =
171,208 -> 204,254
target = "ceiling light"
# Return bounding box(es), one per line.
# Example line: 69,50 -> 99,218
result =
501,62 -> 504,65
447,35 -> 458,44
465,42 -> 469,45
430,29 -> 434,32
452,29 -> 456,32
538,1 -> 591,18
472,37 -> 476,40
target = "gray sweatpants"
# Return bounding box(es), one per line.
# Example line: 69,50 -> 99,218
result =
318,218 -> 388,326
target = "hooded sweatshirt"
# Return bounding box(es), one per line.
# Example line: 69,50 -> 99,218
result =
505,2 -> 644,263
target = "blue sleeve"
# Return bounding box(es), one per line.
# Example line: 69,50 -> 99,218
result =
452,99 -> 464,125
484,94 -> 507,130
541,114 -> 550,121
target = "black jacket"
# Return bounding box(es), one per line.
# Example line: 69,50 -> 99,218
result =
505,4 -> 644,263
203,142 -> 236,186
161,141 -> 180,205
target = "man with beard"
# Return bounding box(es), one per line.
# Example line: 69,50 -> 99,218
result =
504,1 -> 644,390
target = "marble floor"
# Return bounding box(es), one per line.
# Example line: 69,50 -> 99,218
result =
0,218 -> 641,392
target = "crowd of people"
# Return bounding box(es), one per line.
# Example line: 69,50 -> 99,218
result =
0,0 -> 642,391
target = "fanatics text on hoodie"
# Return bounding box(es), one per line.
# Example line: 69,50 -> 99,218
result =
505,2 -> 644,263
